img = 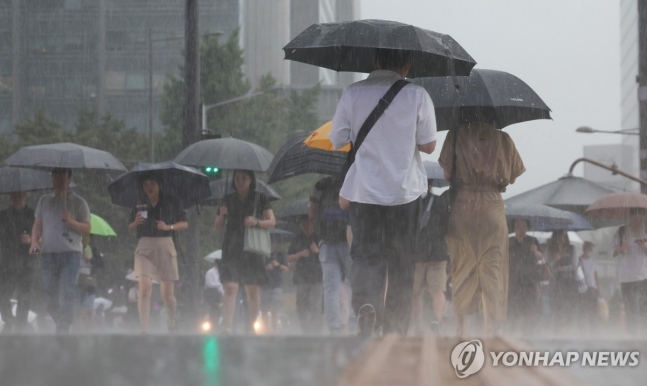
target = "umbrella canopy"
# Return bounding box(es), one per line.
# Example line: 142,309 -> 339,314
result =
505,175 -> 620,214
505,204 -> 572,230
90,214 -> 117,237
94,297 -> 113,310
107,161 -> 211,209
284,19 -> 476,78
204,249 -> 222,263
585,192 -> 647,220
411,69 -> 552,130
205,177 -> 282,204
269,228 -> 295,243
0,167 -> 53,194
423,161 -> 449,188
267,133 -> 347,184
5,142 -> 126,172
303,121 -> 351,152
530,211 -> 593,232
174,137 -> 274,172
276,198 -> 311,220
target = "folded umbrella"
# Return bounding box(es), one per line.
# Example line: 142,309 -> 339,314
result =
0,167 -> 53,194
107,161 -> 211,209
284,19 -> 476,78
267,132 -> 347,184
411,69 -> 551,130
205,177 -> 281,204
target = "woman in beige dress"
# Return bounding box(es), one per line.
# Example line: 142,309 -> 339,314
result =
439,122 -> 525,336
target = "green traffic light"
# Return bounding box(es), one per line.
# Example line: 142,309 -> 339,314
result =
205,167 -> 212,172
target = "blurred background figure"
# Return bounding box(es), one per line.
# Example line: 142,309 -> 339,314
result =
579,241 -> 600,334
204,260 -> 224,333
287,216 -> 323,335
0,191 -> 35,334
261,248 -> 289,334
546,230 -> 578,335
507,219 -> 542,336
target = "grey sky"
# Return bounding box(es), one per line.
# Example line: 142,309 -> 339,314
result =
360,0 -> 622,198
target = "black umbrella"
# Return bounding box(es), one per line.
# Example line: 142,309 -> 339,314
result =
4,142 -> 126,172
423,161 -> 449,188
269,228 -> 295,243
0,167 -> 53,194
267,134 -> 347,184
174,137 -> 274,172
284,19 -> 476,78
204,177 -> 282,205
505,204 -> 572,231
107,161 -> 211,209
412,69 -> 552,130
276,198 -> 311,220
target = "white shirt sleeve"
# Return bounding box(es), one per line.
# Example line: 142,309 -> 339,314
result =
205,268 -> 224,294
416,89 -> 437,145
331,90 -> 352,150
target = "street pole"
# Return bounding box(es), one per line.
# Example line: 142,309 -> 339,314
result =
639,0 -> 647,193
183,0 -> 201,330
148,27 -> 154,163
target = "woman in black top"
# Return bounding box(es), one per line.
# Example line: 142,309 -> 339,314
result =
214,170 -> 275,334
128,173 -> 188,333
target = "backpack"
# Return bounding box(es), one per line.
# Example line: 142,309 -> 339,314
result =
315,177 -> 348,244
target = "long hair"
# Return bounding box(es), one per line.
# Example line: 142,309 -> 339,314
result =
546,230 -> 572,261
231,169 -> 256,193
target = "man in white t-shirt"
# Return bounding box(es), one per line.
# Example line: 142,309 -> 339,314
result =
330,48 -> 437,337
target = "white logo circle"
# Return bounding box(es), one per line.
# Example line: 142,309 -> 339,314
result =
451,339 -> 485,378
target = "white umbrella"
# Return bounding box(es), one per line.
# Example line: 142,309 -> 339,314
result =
94,297 -> 113,310
125,271 -> 159,284
204,249 -> 222,263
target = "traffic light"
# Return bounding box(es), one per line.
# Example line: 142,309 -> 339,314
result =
203,166 -> 221,176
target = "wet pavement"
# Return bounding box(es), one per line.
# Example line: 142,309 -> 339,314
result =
0,335 -> 645,386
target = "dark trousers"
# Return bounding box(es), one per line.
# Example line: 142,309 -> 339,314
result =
621,279 -> 647,335
507,284 -> 539,335
0,267 -> 34,331
295,284 -> 323,334
349,198 -> 421,336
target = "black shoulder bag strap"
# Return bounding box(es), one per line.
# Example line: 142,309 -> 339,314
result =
343,79 -> 410,176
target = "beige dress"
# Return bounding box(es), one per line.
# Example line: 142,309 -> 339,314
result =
438,123 -> 525,322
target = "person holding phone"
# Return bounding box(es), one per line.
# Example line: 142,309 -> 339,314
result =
613,207 -> 647,335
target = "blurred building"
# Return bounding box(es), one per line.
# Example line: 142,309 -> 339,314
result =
618,0 -> 640,189
582,144 -> 637,191
0,0 -> 359,136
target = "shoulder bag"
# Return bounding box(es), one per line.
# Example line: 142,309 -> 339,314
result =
243,192 -> 271,257
341,79 -> 410,179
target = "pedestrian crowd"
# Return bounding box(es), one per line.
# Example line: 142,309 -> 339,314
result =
0,48 -> 640,339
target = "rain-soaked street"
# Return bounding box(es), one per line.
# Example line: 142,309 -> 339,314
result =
2,0 -> 647,385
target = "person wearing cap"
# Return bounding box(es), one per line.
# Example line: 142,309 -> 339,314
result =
128,172 -> 187,334
29,168 -> 91,334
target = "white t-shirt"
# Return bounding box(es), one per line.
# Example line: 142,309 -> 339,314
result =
580,256 -> 597,289
613,225 -> 647,283
205,266 -> 224,294
330,70 -> 437,206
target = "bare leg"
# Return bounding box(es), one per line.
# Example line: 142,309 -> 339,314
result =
431,291 -> 446,323
245,285 -> 261,332
261,311 -> 271,334
411,293 -> 424,336
138,277 -> 153,333
482,293 -> 493,338
160,281 -> 177,331
222,282 -> 239,330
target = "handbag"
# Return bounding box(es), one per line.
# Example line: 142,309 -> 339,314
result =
243,192 -> 271,257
